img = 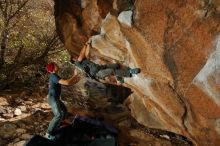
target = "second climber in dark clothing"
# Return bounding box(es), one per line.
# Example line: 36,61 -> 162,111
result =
70,41 -> 140,84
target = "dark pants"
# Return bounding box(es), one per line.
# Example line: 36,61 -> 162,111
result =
95,64 -> 131,79
47,95 -> 67,135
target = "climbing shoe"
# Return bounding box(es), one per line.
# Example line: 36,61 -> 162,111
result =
129,68 -> 141,74
106,63 -> 120,69
47,134 -> 56,141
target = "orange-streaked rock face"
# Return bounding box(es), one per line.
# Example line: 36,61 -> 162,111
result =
54,0 -> 220,145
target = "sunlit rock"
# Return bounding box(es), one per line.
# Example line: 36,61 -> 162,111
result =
54,0 -> 220,145
14,108 -> 22,116
0,97 -> 9,106
20,133 -> 32,140
15,129 -> 26,136
0,106 -> 6,114
118,10 -> 133,26
2,113 -> 14,119
0,123 -> 17,139
193,35 -> 220,107
10,140 -> 26,146
18,106 -> 27,112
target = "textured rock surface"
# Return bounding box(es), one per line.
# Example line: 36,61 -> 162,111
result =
54,0 -> 220,145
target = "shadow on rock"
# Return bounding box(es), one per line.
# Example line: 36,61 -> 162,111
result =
84,79 -> 133,114
85,79 -> 132,105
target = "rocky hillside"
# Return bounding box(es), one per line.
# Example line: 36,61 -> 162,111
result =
53,0 -> 220,145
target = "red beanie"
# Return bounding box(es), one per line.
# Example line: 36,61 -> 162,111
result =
46,62 -> 55,73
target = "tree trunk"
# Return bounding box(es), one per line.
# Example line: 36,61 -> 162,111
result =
0,28 -> 8,66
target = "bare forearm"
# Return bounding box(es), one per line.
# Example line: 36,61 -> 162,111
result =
67,75 -> 79,85
81,45 -> 87,56
78,45 -> 87,61
85,44 -> 90,58
59,75 -> 79,85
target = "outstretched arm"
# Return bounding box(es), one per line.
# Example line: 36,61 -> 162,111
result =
58,69 -> 79,85
77,40 -> 91,62
77,44 -> 87,62
85,41 -> 90,58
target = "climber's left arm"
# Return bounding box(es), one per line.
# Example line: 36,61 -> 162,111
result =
77,44 -> 88,62
85,39 -> 92,58
78,39 -> 91,61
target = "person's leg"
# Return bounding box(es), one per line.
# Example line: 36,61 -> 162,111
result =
95,68 -> 114,79
114,67 -> 140,83
105,63 -> 120,69
47,97 -> 67,136
114,68 -> 131,78
60,100 -> 67,116
96,66 -> 140,81
115,67 -> 141,77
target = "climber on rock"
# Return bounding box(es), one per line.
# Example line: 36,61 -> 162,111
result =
70,40 -> 141,84
46,62 -> 79,141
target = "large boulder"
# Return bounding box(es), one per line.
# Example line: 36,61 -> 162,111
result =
53,0 -> 220,145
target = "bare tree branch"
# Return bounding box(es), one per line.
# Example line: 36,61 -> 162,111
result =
0,0 -> 64,86
0,3 -> 5,18
0,0 -> 29,66
8,0 -> 29,21
8,2 -> 13,19
17,33 -> 62,66
48,49 -> 65,56
4,1 -> 9,20
0,28 -> 8,65
14,44 -> 24,62
0,2 -> 8,24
